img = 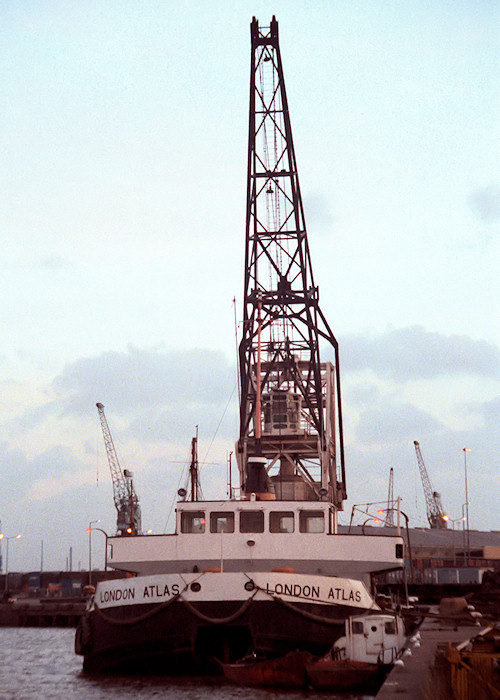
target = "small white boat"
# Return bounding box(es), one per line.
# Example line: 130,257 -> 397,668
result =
307,613 -> 407,692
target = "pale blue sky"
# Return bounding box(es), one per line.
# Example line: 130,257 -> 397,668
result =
1,1 -> 499,571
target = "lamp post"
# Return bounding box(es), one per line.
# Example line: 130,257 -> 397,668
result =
443,515 -> 467,566
461,503 -> 468,564
0,534 -> 22,592
462,448 -> 471,565
376,505 -> 414,598
395,509 -> 413,586
87,520 -> 99,586
90,527 -> 109,571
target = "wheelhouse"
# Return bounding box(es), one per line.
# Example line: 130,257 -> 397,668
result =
176,500 -> 338,536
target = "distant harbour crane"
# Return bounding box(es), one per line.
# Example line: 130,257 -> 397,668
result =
413,440 -> 447,529
96,402 -> 141,536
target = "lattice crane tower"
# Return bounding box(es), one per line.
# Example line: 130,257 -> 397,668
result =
96,402 -> 141,535
414,440 -> 447,529
237,17 -> 346,509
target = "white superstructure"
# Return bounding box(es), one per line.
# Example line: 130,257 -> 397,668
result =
108,500 -> 404,586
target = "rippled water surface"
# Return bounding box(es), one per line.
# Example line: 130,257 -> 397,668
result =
0,628 -> 373,699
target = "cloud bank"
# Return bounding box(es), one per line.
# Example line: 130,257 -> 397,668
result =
341,325 -> 500,381
469,185 -> 500,223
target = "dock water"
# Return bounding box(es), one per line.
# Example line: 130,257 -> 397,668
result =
2,597 -> 499,698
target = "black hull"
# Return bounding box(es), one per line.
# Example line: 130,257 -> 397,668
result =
78,598 -> 355,675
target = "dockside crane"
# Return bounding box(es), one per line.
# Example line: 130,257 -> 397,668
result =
237,16 -> 346,508
413,440 -> 447,529
96,402 -> 141,536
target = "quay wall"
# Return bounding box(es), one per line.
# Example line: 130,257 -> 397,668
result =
0,570 -> 128,628
0,599 -> 86,628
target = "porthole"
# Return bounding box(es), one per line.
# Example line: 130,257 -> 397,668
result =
190,582 -> 201,592
244,580 -> 255,591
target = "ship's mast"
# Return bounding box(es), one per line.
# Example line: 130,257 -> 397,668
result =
237,16 -> 346,508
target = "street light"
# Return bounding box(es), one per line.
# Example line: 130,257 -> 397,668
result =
461,503 -> 469,563
90,527 -> 109,571
442,515 -> 467,566
87,520 -> 100,586
376,505 -> 414,588
462,448 -> 471,565
0,534 -> 22,592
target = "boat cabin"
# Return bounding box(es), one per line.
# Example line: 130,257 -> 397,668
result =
333,614 -> 407,665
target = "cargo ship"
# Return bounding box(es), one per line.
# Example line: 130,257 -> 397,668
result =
76,16 -> 404,674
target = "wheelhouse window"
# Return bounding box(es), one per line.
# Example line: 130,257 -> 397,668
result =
352,621 -> 364,634
384,621 -> 396,635
239,510 -> 264,533
270,511 -> 294,533
210,512 -> 235,533
299,510 -> 325,533
181,511 -> 206,533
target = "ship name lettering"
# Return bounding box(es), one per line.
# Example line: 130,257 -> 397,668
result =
143,583 -> 180,598
100,587 -> 135,604
326,587 -> 362,603
266,582 -> 319,599
327,587 -> 342,600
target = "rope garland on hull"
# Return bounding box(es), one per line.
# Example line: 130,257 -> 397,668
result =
93,591 -> 182,626
91,581 -> 353,628
180,592 -> 257,624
